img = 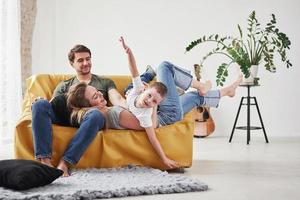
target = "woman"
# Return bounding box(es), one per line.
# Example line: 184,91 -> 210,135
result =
66,82 -> 144,131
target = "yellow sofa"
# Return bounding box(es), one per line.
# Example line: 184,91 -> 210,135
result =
15,74 -> 195,170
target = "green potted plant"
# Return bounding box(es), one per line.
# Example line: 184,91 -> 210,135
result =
185,11 -> 292,86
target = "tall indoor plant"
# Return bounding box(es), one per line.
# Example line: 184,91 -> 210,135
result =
185,11 -> 292,86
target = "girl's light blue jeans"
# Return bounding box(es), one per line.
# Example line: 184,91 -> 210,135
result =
31,99 -> 105,165
157,61 -> 220,125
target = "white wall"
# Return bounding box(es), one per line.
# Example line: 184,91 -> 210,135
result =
32,0 -> 300,137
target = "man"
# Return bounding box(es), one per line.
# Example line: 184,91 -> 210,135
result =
31,44 -> 128,177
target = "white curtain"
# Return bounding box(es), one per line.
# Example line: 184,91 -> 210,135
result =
0,0 -> 22,144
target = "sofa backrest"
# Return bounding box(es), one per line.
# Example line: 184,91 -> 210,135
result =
22,74 -> 133,115
26,74 -> 133,98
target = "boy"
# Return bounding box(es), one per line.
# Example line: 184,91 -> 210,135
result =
119,37 -> 214,168
120,37 -> 178,168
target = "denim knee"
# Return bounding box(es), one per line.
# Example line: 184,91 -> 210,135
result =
32,99 -> 51,113
157,61 -> 192,90
158,61 -> 173,71
159,61 -> 172,66
82,109 -> 106,131
157,61 -> 174,77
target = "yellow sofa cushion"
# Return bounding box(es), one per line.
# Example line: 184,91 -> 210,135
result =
15,74 -> 195,170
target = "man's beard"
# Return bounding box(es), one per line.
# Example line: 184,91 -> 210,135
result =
80,66 -> 91,75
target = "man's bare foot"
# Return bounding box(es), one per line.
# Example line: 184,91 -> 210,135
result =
40,158 -> 54,168
198,80 -> 212,96
220,75 -> 243,97
57,160 -> 70,177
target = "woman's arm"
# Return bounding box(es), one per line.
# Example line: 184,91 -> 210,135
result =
108,88 -> 127,108
119,36 -> 139,78
144,127 -> 178,169
119,109 -> 144,130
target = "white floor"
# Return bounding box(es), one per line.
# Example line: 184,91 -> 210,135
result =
1,135 -> 300,200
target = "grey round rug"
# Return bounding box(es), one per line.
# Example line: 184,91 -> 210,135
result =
0,165 -> 208,199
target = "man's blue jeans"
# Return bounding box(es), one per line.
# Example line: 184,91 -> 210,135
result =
156,61 -> 220,125
31,99 -> 105,165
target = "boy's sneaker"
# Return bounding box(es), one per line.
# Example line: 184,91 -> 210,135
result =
145,65 -> 156,77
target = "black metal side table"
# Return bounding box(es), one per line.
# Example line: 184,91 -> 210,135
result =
229,84 -> 269,144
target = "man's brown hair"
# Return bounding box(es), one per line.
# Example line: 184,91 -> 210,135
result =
68,44 -> 91,63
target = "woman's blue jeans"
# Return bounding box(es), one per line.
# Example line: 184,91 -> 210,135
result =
31,99 -> 105,165
157,61 -> 220,125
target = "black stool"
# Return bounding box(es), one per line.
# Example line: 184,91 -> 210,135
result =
229,84 -> 269,144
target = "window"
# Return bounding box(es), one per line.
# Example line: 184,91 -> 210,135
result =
0,0 -> 22,144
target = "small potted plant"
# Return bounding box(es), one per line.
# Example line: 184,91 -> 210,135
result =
185,11 -> 292,86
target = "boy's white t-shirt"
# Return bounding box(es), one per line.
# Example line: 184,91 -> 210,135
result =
126,76 -> 153,128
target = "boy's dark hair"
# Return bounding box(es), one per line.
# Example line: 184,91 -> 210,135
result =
68,44 -> 91,62
150,82 -> 168,98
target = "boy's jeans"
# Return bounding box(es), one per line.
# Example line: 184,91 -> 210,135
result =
156,61 -> 220,126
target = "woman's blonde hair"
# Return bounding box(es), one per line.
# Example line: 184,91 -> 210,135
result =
67,82 -> 91,126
